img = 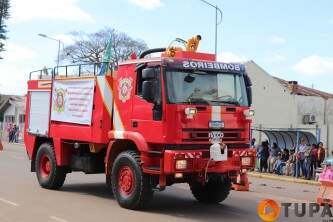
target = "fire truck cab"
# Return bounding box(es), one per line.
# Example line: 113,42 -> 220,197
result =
24,36 -> 256,209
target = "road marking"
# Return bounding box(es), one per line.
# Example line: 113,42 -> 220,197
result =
0,198 -> 19,207
49,216 -> 70,222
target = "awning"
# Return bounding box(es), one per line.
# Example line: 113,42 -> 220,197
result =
253,129 -> 317,150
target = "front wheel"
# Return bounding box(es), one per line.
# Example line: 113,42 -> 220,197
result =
189,176 -> 231,204
111,150 -> 153,209
35,143 -> 66,189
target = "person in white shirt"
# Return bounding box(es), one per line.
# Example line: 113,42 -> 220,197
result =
296,138 -> 307,178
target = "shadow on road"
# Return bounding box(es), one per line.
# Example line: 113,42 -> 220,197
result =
148,192 -> 253,222
61,183 -> 254,222
62,183 -> 114,199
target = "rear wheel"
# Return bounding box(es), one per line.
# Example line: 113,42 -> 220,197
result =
189,176 -> 231,204
111,151 -> 153,209
35,143 -> 66,189
106,174 -> 113,195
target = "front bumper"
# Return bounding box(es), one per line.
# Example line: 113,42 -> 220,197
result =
163,148 -> 256,174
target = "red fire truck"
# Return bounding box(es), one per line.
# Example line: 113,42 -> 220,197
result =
24,36 -> 256,209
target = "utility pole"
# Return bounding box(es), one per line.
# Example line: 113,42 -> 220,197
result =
38,34 -> 64,74
198,0 -> 223,56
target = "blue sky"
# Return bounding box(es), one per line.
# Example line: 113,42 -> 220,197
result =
1,0 -> 333,95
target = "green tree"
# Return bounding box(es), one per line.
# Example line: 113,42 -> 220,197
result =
60,28 -> 148,67
0,0 -> 10,59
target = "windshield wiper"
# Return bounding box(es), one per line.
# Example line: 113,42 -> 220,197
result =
210,99 -> 240,106
187,97 -> 209,104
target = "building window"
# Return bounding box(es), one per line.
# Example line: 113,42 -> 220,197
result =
5,115 -> 15,123
19,114 -> 25,123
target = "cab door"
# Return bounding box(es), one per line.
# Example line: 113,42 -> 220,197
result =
132,66 -> 164,142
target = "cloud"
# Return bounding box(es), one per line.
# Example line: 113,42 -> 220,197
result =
11,0 -> 93,23
0,42 -> 37,95
217,52 -> 247,63
293,55 -> 333,76
268,36 -> 287,44
128,0 -> 163,10
54,34 -> 75,45
264,53 -> 287,63
2,42 -> 37,62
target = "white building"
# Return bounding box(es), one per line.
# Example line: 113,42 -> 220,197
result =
246,61 -> 333,156
0,95 -> 26,141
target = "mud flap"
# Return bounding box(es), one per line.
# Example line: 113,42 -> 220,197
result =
232,172 -> 250,191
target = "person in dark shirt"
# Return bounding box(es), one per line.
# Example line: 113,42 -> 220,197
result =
251,138 -> 256,147
259,141 -> 270,172
302,144 -> 316,180
13,124 -> 19,143
318,142 -> 326,167
281,148 -> 289,162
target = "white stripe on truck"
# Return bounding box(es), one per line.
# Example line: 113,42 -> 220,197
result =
211,106 -> 221,121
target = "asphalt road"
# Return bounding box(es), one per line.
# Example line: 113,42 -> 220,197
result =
0,142 -> 326,222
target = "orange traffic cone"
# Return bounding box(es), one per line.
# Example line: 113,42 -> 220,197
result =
317,180 -> 333,207
232,172 -> 250,191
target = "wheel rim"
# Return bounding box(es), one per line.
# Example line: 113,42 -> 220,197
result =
40,154 -> 51,178
118,166 -> 135,196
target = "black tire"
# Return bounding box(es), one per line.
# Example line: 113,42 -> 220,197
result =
111,150 -> 153,209
35,143 -> 66,189
106,174 -> 113,194
189,176 -> 231,204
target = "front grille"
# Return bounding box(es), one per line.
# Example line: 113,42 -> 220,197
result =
182,128 -> 245,143
228,143 -> 250,149
165,144 -> 209,150
164,143 -> 250,151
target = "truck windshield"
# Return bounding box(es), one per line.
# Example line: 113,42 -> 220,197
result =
166,70 -> 249,106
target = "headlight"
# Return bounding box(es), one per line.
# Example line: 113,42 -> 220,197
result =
175,160 -> 187,170
249,110 -> 255,116
243,109 -> 255,120
185,107 -> 197,119
241,157 -> 252,166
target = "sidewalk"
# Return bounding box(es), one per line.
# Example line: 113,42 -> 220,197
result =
0,141 -> 25,149
248,171 -> 320,186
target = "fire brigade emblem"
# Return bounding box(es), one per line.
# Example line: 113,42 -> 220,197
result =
53,88 -> 66,113
118,77 -> 132,103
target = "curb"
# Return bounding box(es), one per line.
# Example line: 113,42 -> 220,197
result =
248,172 -> 320,186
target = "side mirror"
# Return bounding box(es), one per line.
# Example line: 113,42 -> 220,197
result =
244,74 -> 252,87
142,68 -> 156,80
244,74 -> 253,106
247,87 -> 252,107
142,80 -> 155,103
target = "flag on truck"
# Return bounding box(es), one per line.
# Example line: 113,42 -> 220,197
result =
98,36 -> 113,76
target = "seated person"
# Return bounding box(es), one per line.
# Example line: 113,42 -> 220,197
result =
274,153 -> 287,175
285,149 -> 296,176
268,143 -> 281,173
